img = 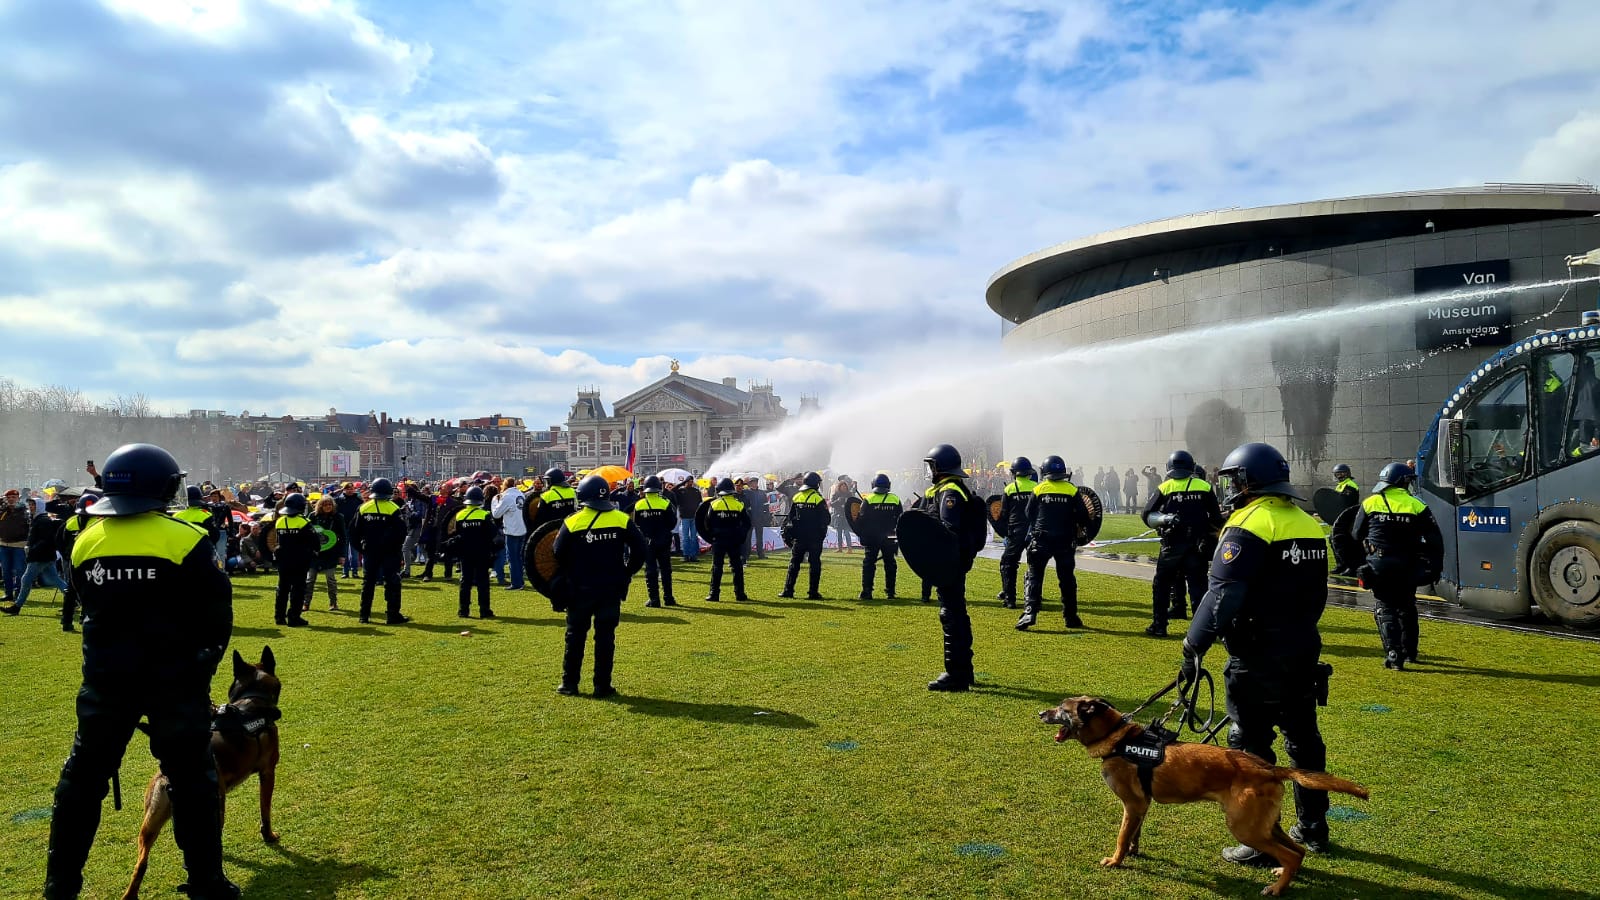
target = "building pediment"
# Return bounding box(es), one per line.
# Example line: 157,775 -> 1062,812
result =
616,388 -> 706,415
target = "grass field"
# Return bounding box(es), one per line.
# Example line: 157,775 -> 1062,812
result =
3,554 -> 1599,899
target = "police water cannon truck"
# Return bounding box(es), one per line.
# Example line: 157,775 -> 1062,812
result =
1414,248 -> 1600,628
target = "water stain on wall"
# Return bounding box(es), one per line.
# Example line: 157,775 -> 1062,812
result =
1271,335 -> 1341,468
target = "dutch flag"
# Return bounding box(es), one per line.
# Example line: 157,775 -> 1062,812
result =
624,416 -> 637,474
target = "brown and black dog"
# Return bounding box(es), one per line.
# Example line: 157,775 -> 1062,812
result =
123,647 -> 283,900
1040,696 -> 1368,896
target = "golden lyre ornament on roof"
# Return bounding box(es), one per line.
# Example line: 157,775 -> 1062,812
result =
670,359 -> 680,373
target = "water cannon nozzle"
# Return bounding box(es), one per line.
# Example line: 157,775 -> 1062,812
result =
1565,247 -> 1600,268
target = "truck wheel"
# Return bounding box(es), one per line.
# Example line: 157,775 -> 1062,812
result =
1529,521 -> 1600,629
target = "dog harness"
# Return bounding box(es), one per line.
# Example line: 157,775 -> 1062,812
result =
211,691 -> 281,738
1110,728 -> 1173,798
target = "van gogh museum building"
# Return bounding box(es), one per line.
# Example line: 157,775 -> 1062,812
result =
987,185 -> 1600,486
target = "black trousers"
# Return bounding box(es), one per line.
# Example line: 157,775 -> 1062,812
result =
1369,572 -> 1419,659
1152,539 -> 1207,626
644,542 -> 674,603
785,541 -> 823,595
709,543 -> 746,599
1024,538 -> 1077,615
1224,663 -> 1328,830
360,553 -> 403,620
861,541 -> 897,595
563,601 -> 622,690
47,680 -> 224,898
750,524 -> 767,558
997,532 -> 1026,599
275,563 -> 308,623
458,554 -> 492,615
60,585 -> 78,628
936,573 -> 973,678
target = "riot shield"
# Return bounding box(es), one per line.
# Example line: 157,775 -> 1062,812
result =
526,520 -> 567,610
1312,487 -> 1357,525
1075,486 -> 1104,546
984,493 -> 1005,536
695,500 -> 713,538
896,510 -> 960,585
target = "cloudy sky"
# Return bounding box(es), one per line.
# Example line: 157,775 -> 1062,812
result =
4,0 -> 1600,426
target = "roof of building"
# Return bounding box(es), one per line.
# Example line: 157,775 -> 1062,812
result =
331,412 -> 373,434
613,373 -> 749,411
986,184 -> 1600,324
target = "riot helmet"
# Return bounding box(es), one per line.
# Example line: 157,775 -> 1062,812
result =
871,473 -> 891,492
803,472 -> 822,490
370,477 -> 395,499
545,468 -> 568,486
1332,463 -> 1352,480
1216,442 -> 1301,503
716,477 -> 736,495
1040,455 -> 1069,481
1167,450 -> 1196,478
924,444 -> 963,479
283,493 -> 307,516
1374,462 -> 1416,493
465,486 -> 486,505
90,443 -> 186,517
575,474 -> 613,510
642,475 -> 663,492
186,485 -> 205,507
1010,456 -> 1034,478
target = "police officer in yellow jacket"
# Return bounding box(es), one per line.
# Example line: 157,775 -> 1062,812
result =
994,457 -> 1037,608
1328,464 -> 1361,575
858,474 -> 901,600
1141,450 -> 1223,637
46,444 -> 237,900
1018,455 -> 1088,630
354,478 -> 409,625
1347,463 -> 1442,670
701,478 -> 753,602
1331,464 -> 1359,504
174,485 -> 220,548
552,475 -> 647,697
630,476 -> 678,607
270,493 -> 316,627
451,486 -> 497,619
922,444 -> 985,691
1179,442 -> 1334,861
780,472 -> 829,599
529,468 -> 577,532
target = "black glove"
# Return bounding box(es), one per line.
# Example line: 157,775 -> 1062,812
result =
1178,641 -> 1200,687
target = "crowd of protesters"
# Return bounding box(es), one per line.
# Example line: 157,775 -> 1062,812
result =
0,456 -> 1192,626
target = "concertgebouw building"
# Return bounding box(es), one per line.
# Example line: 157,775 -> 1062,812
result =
987,184 -> 1600,490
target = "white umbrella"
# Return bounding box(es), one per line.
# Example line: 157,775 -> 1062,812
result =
657,467 -> 693,483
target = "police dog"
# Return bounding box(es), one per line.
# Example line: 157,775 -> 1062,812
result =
123,647 -> 283,900
1039,696 -> 1368,896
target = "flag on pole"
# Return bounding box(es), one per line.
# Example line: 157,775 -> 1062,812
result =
624,417 -> 637,474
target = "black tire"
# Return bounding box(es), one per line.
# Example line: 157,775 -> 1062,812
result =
1529,520 -> 1600,629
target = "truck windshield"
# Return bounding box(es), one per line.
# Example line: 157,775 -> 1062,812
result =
1460,370 -> 1529,496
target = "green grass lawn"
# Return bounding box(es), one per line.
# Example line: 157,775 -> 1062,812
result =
2,554 -> 1598,899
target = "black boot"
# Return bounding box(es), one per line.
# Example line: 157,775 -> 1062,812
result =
927,672 -> 969,692
1014,604 -> 1038,630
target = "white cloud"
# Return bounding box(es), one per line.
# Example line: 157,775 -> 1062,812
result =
1520,112 -> 1600,182
5,0 -> 1600,434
